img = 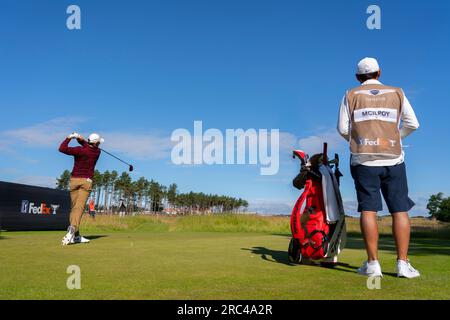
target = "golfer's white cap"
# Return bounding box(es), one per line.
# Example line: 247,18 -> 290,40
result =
88,133 -> 104,144
356,57 -> 380,75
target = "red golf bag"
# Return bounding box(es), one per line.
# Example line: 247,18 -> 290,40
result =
288,143 -> 346,265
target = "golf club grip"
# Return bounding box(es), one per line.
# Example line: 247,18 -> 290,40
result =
323,142 -> 328,164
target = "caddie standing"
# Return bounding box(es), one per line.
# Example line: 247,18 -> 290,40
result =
59,132 -> 104,245
337,57 -> 420,278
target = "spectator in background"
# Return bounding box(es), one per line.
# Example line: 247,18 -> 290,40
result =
88,199 -> 96,219
119,199 -> 126,218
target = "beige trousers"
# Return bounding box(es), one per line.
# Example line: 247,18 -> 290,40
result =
69,178 -> 93,232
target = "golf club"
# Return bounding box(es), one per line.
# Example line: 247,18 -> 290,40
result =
100,148 -> 134,172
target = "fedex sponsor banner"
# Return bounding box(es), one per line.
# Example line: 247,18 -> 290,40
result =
354,108 -> 398,123
20,200 -> 60,215
0,181 -> 70,231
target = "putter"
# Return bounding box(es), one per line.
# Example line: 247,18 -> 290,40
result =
100,148 -> 134,172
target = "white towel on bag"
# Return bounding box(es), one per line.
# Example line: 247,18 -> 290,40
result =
319,165 -> 341,223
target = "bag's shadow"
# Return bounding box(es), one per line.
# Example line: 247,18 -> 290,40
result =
242,247 -> 297,266
241,246 -> 398,276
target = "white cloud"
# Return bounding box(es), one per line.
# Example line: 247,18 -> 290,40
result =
0,140 -> 10,152
248,198 -> 293,215
102,132 -> 173,160
0,117 -> 175,161
409,195 -> 430,217
249,197 -> 429,217
342,197 -> 430,217
297,129 -> 346,155
1,118 -> 346,164
278,132 -> 299,153
3,117 -> 85,147
1,119 -> 348,191
13,176 -> 57,189
343,200 -> 359,216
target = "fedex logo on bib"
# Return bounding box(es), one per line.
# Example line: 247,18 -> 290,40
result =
354,108 -> 398,123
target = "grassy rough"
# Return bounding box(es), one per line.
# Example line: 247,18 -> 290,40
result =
80,214 -> 450,238
81,214 -> 291,234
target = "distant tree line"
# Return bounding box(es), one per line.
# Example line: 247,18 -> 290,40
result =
427,193 -> 450,222
56,170 -> 248,215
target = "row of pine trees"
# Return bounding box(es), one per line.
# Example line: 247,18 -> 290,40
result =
56,170 -> 248,215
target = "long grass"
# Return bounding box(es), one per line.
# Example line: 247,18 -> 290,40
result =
82,214 -> 169,232
82,213 -> 289,234
80,213 -> 450,239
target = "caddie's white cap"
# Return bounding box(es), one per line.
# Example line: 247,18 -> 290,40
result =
356,57 -> 380,75
88,133 -> 104,144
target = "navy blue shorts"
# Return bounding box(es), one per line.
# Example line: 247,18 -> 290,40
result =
350,162 -> 415,214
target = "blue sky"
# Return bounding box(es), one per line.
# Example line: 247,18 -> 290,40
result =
1,0 -> 449,216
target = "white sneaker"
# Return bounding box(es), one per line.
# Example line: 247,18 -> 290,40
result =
71,235 -> 90,244
397,259 -> 420,278
357,260 -> 383,277
61,226 -> 75,246
323,256 -> 338,263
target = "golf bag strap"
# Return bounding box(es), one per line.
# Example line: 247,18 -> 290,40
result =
291,180 -> 312,239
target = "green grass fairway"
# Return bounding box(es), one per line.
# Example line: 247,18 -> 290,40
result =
1,215 -> 449,299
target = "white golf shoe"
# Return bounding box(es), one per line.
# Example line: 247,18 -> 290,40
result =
357,260 -> 383,277
397,259 -> 420,278
71,235 -> 90,244
61,226 -> 75,246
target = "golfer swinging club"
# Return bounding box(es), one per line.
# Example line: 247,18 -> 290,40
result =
59,132 -> 104,245
337,57 -> 420,278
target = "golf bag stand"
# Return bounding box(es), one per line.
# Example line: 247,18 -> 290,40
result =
288,143 -> 347,266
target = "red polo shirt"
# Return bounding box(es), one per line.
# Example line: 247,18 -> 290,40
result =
59,138 -> 101,179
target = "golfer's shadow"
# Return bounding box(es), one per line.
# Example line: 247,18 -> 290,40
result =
85,235 -> 108,240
